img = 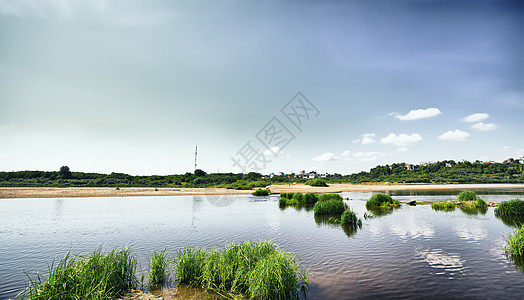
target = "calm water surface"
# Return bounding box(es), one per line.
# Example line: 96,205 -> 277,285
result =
1,189 -> 524,299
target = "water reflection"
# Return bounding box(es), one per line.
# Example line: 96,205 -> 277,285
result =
495,215 -> 524,228
459,206 -> 487,215
53,199 -> 64,220
366,206 -> 399,218
390,216 -> 434,240
453,220 -> 487,243
417,248 -> 465,278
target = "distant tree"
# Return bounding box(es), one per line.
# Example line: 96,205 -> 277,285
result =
59,166 -> 72,179
194,169 -> 207,177
243,172 -> 262,181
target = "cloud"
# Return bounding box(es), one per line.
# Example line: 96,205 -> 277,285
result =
352,151 -> 384,162
361,133 -> 376,144
312,152 -> 337,162
470,122 -> 496,131
462,113 -> 489,123
264,146 -> 280,156
398,147 -> 409,152
380,133 -> 423,147
395,108 -> 441,121
341,150 -> 351,157
438,129 -> 470,142
352,139 -> 360,144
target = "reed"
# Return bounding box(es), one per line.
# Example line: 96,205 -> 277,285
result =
149,248 -> 169,289
458,190 -> 477,201
314,199 -> 347,215
173,241 -> 308,299
304,192 -> 319,204
366,193 -> 399,209
431,201 -> 456,211
505,225 -> 524,268
341,208 -> 362,227
253,189 -> 271,196
19,247 -> 137,300
495,199 -> 524,218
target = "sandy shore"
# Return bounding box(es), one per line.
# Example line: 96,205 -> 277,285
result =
1,183 -> 523,199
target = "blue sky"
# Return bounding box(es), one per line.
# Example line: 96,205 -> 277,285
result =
1,0 -> 523,175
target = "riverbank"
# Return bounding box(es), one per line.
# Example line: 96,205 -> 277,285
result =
1,183 -> 523,199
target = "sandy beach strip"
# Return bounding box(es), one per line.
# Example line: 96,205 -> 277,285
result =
1,183 -> 523,199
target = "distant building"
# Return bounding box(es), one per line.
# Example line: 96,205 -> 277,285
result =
405,164 -> 415,170
507,158 -> 515,163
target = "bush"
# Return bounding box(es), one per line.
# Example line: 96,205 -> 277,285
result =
291,192 -> 304,204
314,199 -> 347,215
432,201 -> 456,211
318,193 -> 343,202
280,193 -> 294,200
366,193 -> 398,208
458,190 -> 477,201
305,178 -> 328,187
495,199 -> 524,218
505,225 -> 524,268
304,193 -> 319,204
253,189 -> 271,196
279,197 -> 288,206
341,208 -> 362,227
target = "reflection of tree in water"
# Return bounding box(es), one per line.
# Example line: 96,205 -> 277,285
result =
459,206 -> 487,215
314,215 -> 341,228
496,215 -> 524,228
366,206 -> 399,218
342,224 -> 361,238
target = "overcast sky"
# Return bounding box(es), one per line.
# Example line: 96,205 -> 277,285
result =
1,0 -> 523,175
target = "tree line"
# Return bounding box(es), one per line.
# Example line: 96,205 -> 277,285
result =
0,160 -> 523,188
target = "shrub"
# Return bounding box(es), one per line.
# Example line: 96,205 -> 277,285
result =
280,193 -> 294,200
314,199 -> 347,215
458,190 -> 477,201
366,193 -> 398,208
305,178 -> 328,187
318,193 -> 343,202
279,197 -> 288,206
292,192 -> 304,204
505,225 -> 524,268
341,208 -> 362,227
495,199 -> 524,218
253,189 -> 271,196
304,192 -> 319,204
431,201 -> 456,211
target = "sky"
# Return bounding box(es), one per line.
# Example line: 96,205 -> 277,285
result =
1,0 -> 523,176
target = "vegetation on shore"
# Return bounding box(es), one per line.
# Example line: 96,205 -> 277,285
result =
431,191 -> 487,214
252,188 -> 271,196
495,199 -> 524,227
505,225 -> 524,270
305,178 -> 328,187
18,248 -> 137,300
2,159 -> 524,188
18,241 -> 309,300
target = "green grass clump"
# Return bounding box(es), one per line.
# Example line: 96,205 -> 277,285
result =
279,197 -> 288,206
304,193 -> 319,204
21,248 -> 137,300
252,189 -> 271,196
495,199 -> 524,218
341,208 -> 362,227
314,199 -> 347,215
305,178 -> 328,187
280,193 -> 295,200
292,192 -> 304,204
505,225 -> 524,269
149,248 -> 169,289
174,241 -> 308,299
318,193 -> 343,202
458,190 -> 477,201
431,201 -> 456,211
366,193 -> 399,209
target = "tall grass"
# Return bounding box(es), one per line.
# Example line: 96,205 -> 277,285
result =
366,193 -> 399,209
458,190 -> 477,201
149,248 -> 169,289
318,193 -> 343,202
431,201 -> 456,211
341,208 -> 362,227
304,192 -> 319,204
253,189 -> 271,196
495,199 -> 524,218
313,199 -> 347,215
174,240 -> 308,299
505,225 -> 524,269
19,248 -> 137,300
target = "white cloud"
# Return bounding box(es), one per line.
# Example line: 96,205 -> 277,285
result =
398,147 -> 409,152
462,113 -> 489,123
470,122 -> 496,131
341,150 -> 351,157
395,108 -> 441,121
352,139 -> 360,144
312,152 -> 337,162
361,133 -> 376,144
438,129 -> 470,142
352,151 -> 384,162
380,133 -> 423,147
264,146 -> 280,156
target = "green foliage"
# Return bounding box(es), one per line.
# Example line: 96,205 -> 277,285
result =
341,208 -> 362,227
20,248 -> 137,300
279,197 -> 288,207
280,193 -> 295,200
366,193 -> 398,208
304,192 -> 319,204
432,201 -> 456,211
173,241 -> 308,299
59,166 -> 72,179
305,178 -> 328,187
194,169 -> 207,177
495,199 -> 524,218
314,199 -> 347,215
505,225 -> 524,270
318,193 -> 343,202
458,190 -> 477,201
252,189 -> 271,196
149,249 -> 169,289
292,192 -> 304,204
